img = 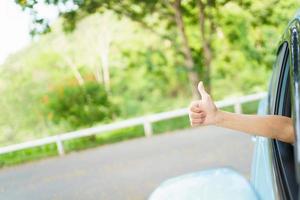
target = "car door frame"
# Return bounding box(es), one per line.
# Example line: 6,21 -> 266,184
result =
251,18 -> 300,200
270,19 -> 300,200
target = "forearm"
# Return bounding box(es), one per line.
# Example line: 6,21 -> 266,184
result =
215,110 -> 295,144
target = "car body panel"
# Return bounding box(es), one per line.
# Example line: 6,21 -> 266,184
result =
251,12 -> 300,200
251,98 -> 279,200
149,168 -> 258,200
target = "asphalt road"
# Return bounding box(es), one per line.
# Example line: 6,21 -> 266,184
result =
0,126 -> 254,200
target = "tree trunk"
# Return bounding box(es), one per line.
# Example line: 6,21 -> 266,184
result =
196,0 -> 213,93
171,0 -> 200,99
99,16 -> 111,92
65,57 -> 85,86
94,63 -> 102,83
100,44 -> 110,92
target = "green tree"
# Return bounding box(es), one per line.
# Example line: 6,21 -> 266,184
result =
45,81 -> 117,128
15,0 -> 300,98
15,0 -> 207,98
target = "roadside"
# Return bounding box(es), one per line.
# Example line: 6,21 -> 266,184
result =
0,126 -> 254,200
0,101 -> 258,168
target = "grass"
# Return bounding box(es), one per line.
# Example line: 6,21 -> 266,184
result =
63,125 -> 145,153
0,126 -> 145,168
0,143 -> 58,167
242,100 -> 260,114
0,101 -> 260,168
153,115 -> 190,134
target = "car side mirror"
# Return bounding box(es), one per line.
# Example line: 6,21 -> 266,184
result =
149,168 -> 258,200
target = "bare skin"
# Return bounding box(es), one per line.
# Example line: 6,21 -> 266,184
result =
188,82 -> 295,144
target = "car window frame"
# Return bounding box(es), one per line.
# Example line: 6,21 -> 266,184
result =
269,21 -> 300,200
271,40 -> 297,200
290,24 -> 300,185
269,42 -> 289,113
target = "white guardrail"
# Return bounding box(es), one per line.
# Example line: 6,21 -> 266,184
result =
0,92 -> 267,156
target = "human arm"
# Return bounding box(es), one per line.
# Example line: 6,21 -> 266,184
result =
189,82 -> 295,144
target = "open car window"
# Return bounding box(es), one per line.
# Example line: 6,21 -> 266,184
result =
270,22 -> 300,200
269,42 -> 289,113
268,33 -> 300,198
271,42 -> 296,199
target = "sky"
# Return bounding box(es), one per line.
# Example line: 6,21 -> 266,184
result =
0,1 -> 59,64
0,1 -> 31,64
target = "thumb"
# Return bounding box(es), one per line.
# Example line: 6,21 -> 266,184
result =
198,81 -> 209,99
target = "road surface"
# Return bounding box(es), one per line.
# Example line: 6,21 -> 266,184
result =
0,126 -> 254,200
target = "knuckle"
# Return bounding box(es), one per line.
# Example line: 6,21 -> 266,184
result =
191,101 -> 199,106
192,120 -> 199,124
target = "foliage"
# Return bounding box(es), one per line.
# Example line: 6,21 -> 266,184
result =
0,101 -> 258,168
0,13 -> 189,145
1,1 -> 300,147
0,143 -> 58,167
45,81 -> 117,128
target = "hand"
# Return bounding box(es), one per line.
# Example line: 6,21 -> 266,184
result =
188,82 -> 219,127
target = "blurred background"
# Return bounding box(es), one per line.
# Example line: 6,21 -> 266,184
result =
0,0 -> 300,199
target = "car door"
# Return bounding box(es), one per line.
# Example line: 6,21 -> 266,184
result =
252,20 -> 300,200
289,22 -> 300,199
270,42 -> 296,200
268,20 -> 300,200
251,42 -> 288,200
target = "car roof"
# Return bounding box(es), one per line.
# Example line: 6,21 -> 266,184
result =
279,10 -> 300,45
286,10 -> 300,30
293,9 -> 300,21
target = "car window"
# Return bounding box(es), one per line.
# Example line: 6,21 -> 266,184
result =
269,40 -> 297,199
269,42 -> 289,114
278,57 -> 291,116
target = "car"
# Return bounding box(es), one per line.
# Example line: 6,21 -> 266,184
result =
149,11 -> 300,200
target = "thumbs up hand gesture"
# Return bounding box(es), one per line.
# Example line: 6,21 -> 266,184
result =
188,82 -> 219,127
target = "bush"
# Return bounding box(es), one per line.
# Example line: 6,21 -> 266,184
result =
44,81 -> 118,129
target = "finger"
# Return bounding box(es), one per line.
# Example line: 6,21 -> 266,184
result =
189,112 -> 204,119
191,123 -> 199,128
198,81 -> 209,100
190,106 -> 201,113
191,120 -> 202,127
191,120 -> 204,127
189,101 -> 201,112
192,118 -> 204,124
189,112 -> 205,119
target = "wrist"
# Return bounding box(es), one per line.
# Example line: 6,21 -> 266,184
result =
215,110 -> 225,125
